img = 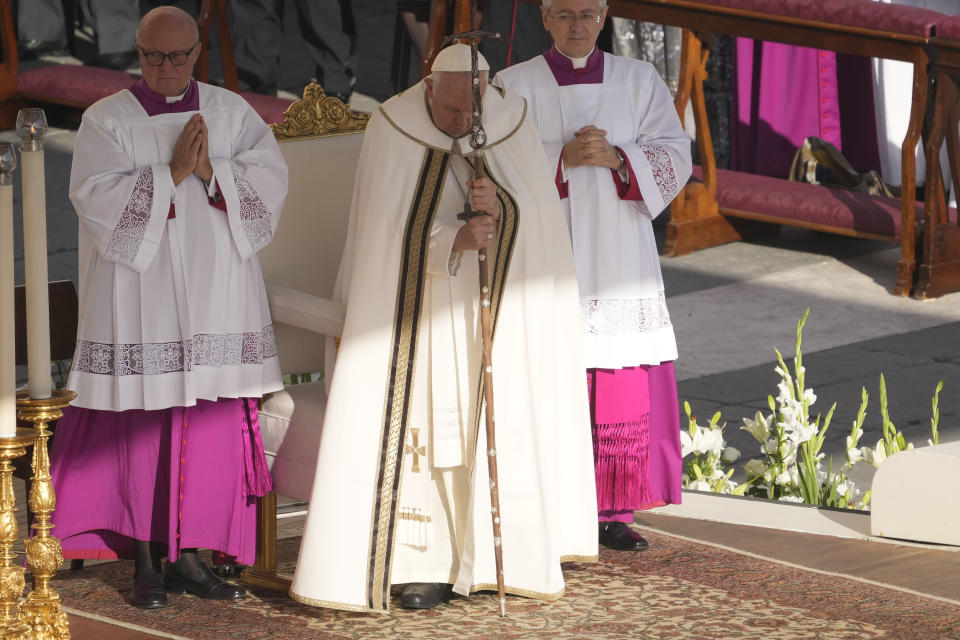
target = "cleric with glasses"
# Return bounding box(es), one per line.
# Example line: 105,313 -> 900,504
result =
138,42 -> 199,67
494,0 -> 692,554
545,9 -> 603,25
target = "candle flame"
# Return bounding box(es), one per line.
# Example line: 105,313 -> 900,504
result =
30,125 -> 36,135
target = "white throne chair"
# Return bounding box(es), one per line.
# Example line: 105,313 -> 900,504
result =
242,84 -> 369,589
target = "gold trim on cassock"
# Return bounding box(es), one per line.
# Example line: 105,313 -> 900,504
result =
469,583 -> 565,602
288,589 -> 390,614
366,148 -> 450,612
561,554 -> 599,564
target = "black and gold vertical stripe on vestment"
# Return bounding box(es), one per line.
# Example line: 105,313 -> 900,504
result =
367,147 -> 449,611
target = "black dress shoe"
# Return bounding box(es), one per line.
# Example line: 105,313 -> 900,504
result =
130,569 -> 168,609
401,583 -> 453,609
165,561 -> 247,600
211,562 -> 242,578
599,522 -> 650,551
19,40 -> 67,60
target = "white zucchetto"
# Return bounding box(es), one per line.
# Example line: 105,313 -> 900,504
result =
430,43 -> 490,73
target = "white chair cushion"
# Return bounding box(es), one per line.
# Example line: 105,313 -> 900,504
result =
260,380 -> 326,502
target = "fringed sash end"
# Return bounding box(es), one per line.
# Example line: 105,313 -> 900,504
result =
396,507 -> 434,549
241,398 -> 275,498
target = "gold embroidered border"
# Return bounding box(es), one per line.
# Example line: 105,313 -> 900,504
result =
288,589 -> 388,614
483,98 -> 527,152
379,91 -> 527,152
469,582 -> 565,602
380,106 -> 450,152
397,509 -> 433,524
367,148 -> 449,612
561,554 -> 599,563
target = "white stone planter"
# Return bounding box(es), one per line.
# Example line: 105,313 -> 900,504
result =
650,490 -> 872,540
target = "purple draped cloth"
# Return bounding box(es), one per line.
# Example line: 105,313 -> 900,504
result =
731,41 -> 881,178
51,398 -> 271,565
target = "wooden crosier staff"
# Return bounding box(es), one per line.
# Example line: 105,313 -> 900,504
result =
439,15 -> 510,619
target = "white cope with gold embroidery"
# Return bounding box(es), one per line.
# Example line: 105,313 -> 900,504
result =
289,80 -> 598,612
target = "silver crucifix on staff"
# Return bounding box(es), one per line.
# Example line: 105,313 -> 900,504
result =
438,14 -> 511,619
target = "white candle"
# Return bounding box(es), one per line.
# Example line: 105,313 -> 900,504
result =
0,144 -> 15,437
18,109 -> 52,400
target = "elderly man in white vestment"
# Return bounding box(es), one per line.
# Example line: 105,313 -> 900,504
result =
50,7 -> 287,610
289,44 -> 598,612
495,0 -> 692,552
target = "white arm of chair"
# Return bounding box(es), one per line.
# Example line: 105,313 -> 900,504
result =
266,283 -> 346,337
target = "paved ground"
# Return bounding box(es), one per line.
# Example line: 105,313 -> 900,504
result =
8,1 -> 959,494
661,226 -> 960,488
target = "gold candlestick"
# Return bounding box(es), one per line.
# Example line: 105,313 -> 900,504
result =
16,389 -> 74,640
0,429 -> 36,640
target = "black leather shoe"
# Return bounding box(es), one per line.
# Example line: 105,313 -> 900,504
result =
401,583 -> 453,609
165,561 -> 246,600
130,569 -> 168,609
19,40 -> 67,60
211,562 -> 242,578
599,522 -> 650,551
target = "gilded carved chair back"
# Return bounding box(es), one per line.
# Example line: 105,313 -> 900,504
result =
260,84 -> 370,375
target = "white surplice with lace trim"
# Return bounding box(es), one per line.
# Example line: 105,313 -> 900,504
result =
67,82 -> 288,411
495,53 -> 692,368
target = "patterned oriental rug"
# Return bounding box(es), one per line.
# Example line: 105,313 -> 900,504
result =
52,529 -> 960,640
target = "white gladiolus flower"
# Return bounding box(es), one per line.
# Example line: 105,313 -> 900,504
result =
722,446 -> 741,464
778,404 -> 798,426
700,428 -> 725,456
846,440 -> 863,464
776,380 -> 793,405
680,430 -> 694,458
743,458 -> 767,479
762,438 -> 780,455
689,479 -> 711,492
775,471 -> 792,486
785,420 -> 817,446
691,429 -> 708,456
861,444 -> 886,468
741,412 -> 772,442
802,388 -> 817,405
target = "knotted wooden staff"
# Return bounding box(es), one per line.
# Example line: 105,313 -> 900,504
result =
439,15 -> 510,619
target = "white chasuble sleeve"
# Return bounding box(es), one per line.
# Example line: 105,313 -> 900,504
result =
69,115 -> 174,273
426,223 -> 462,276
212,105 -> 288,260
618,69 -> 692,219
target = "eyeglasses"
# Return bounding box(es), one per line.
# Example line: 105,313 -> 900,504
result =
546,11 -> 603,26
138,42 -> 198,67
